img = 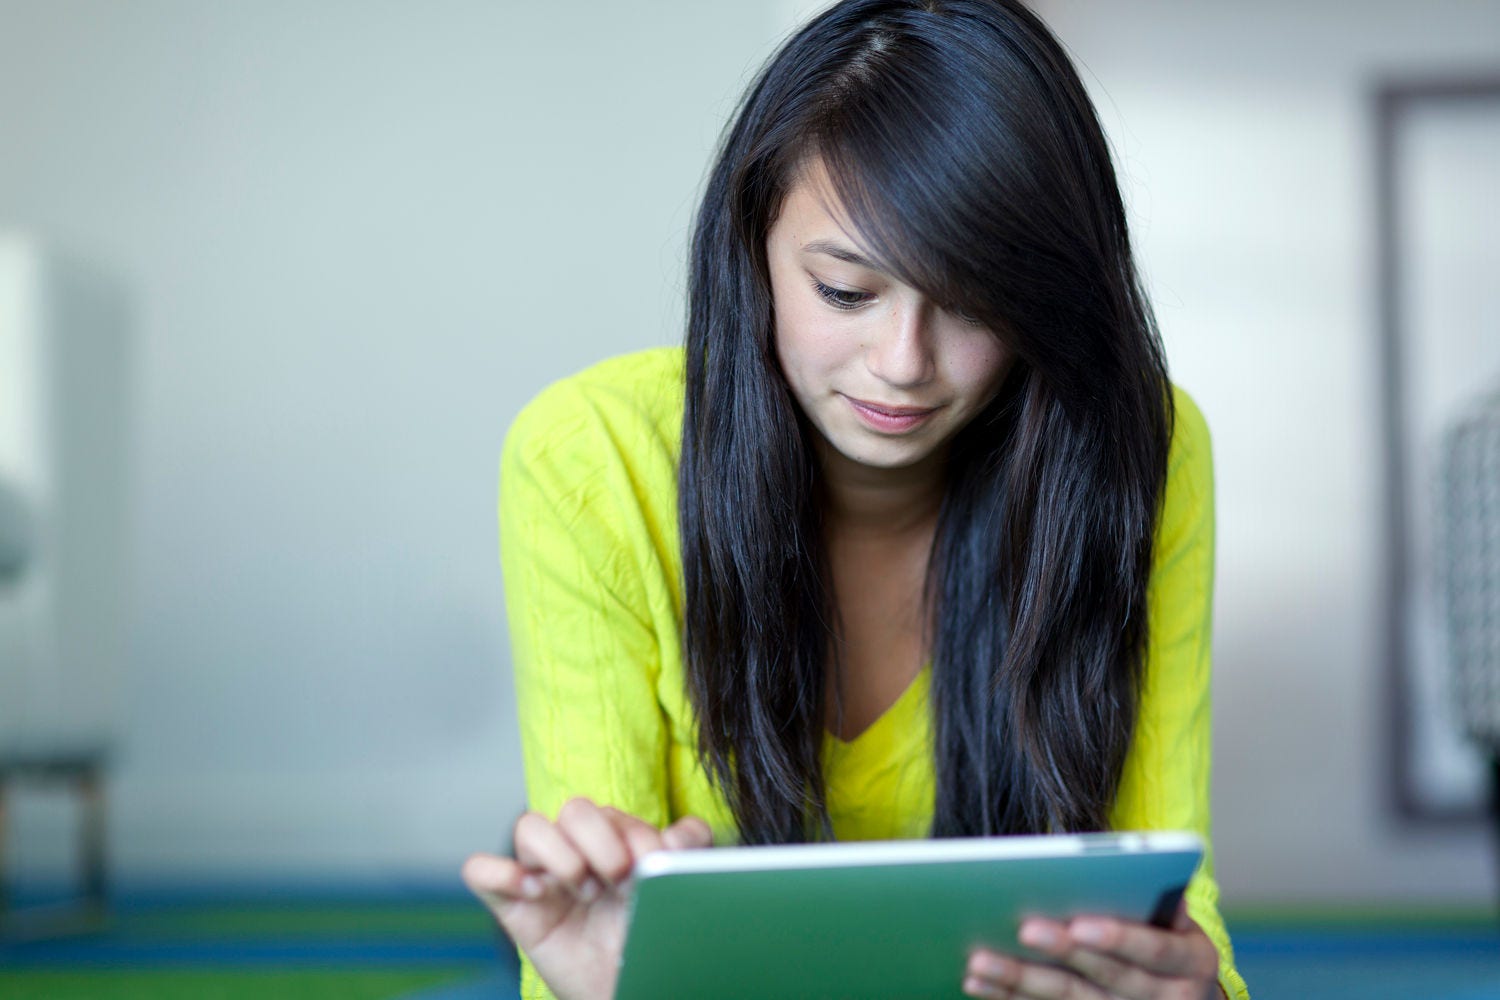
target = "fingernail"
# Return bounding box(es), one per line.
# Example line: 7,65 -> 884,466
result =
1072,919 -> 1108,946
963,975 -> 993,997
520,875 -> 544,899
1020,922 -> 1060,949
972,952 -> 1008,978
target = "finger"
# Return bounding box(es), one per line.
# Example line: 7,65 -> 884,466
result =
512,809 -> 594,898
1020,915 -> 1219,1000
1016,918 -> 1070,958
1171,898 -> 1194,933
556,796 -> 636,888
1066,916 -> 1219,982
965,948 -> 1111,1000
602,807 -> 667,866
461,851 -> 543,909
1038,941 -> 1156,1000
662,814 -> 713,850
460,851 -> 575,957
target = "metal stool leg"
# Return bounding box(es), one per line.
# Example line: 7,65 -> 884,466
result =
0,752 -> 111,940
78,766 -> 106,910
0,777 -> 9,919
1492,754 -> 1500,918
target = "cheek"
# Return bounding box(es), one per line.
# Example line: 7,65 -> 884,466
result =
773,298 -> 847,388
944,336 -> 1011,397
770,301 -> 807,391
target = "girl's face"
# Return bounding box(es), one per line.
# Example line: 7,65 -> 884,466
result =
766,160 -> 1014,478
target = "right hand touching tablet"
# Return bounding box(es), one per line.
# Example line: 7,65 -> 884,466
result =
462,797 -> 714,1000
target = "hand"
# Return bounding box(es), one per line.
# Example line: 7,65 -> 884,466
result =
963,901 -> 1222,1000
462,797 -> 714,1000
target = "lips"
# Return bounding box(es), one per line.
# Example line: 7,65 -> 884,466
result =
844,395 -> 940,433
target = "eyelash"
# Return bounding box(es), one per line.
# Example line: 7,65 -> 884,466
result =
812,279 -> 870,310
811,276 -> 987,328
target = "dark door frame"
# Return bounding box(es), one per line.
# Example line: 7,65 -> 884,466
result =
1374,71 -> 1500,821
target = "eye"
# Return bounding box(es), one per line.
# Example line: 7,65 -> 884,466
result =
950,305 -> 984,328
811,278 -> 871,311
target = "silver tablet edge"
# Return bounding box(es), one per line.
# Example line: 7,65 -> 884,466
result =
633,830 -> 1203,880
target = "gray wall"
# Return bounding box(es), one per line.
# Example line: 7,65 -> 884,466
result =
2,0 -> 1495,902
1035,0 -> 1500,899
0,0 -> 776,883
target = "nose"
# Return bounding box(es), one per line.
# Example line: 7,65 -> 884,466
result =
865,297 -> 936,389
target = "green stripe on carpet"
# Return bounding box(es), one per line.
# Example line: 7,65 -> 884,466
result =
0,969 -> 480,1000
116,905 -> 494,939
1224,905 -> 1500,929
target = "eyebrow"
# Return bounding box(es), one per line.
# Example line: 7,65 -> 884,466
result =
801,239 -> 883,272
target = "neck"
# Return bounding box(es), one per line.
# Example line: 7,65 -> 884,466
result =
815,436 -> 947,537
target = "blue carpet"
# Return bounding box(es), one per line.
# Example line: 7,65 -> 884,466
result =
6,891 -> 1498,999
401,970 -> 518,999
5,938 -> 503,967
399,927 -> 1500,1000
1231,925 -> 1500,999
1234,955 -> 1500,999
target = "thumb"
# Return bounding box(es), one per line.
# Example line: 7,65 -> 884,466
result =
1171,896 -> 1197,933
661,815 -> 713,850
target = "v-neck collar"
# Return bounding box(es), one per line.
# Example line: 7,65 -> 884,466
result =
822,661 -> 931,757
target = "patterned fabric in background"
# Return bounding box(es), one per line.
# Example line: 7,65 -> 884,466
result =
1439,381 -> 1500,747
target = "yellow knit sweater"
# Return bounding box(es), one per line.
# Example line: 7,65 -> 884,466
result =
499,347 -> 1248,999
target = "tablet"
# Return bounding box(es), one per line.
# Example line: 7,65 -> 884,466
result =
614,830 -> 1202,1000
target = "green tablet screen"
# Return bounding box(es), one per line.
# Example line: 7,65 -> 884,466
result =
615,831 -> 1202,1000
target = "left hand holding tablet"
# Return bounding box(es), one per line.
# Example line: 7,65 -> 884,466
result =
461,798 -> 713,1000
963,900 -> 1223,1000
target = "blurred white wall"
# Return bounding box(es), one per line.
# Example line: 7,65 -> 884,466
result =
0,0 -> 777,885
1,0 -> 1496,902
1035,0 -> 1500,900
0,236 -> 131,760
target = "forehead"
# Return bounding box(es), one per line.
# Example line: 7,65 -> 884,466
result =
771,157 -> 864,247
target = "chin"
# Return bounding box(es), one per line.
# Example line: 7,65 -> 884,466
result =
838,442 -> 934,471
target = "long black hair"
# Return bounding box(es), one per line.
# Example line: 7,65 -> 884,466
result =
680,0 -> 1174,843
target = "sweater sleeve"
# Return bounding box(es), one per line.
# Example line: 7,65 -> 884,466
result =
1109,386 -> 1250,999
499,380 -> 673,1000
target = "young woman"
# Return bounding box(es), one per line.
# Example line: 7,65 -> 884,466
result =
463,2 -> 1248,998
